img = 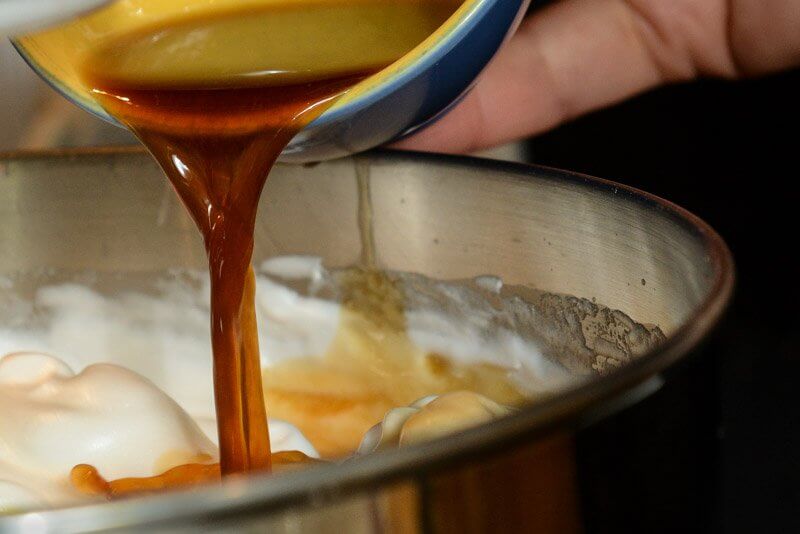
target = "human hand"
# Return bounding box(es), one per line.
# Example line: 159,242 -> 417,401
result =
395,0 -> 800,153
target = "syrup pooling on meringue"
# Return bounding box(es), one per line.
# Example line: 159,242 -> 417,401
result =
0,351 -> 319,507
261,267 -> 534,457
0,352 -> 216,507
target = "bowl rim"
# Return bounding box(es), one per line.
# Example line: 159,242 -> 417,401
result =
305,0 -> 505,129
9,0 -> 504,132
0,147 -> 734,531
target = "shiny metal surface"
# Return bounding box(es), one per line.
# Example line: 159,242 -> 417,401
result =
0,149 -> 732,532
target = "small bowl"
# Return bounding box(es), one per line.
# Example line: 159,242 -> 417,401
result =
12,0 -> 530,162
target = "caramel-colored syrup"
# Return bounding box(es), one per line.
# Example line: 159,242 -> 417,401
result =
84,72 -> 371,480
71,452 -> 319,500
56,0 -> 460,496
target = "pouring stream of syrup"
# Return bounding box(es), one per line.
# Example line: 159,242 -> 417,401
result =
86,72 -> 372,480
59,0 -> 460,496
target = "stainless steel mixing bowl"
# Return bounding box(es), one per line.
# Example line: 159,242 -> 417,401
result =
0,149 -> 732,533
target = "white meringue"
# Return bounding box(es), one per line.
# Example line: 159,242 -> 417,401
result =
0,352 -> 316,510
358,391 -> 513,454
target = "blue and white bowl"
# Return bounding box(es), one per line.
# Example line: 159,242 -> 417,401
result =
13,0 -> 530,161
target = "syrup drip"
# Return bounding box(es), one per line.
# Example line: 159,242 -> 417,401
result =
71,452 -> 318,500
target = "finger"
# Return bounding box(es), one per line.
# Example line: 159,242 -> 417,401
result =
393,0 -> 725,154
729,0 -> 800,75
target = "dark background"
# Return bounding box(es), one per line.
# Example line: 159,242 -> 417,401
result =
526,68 -> 800,532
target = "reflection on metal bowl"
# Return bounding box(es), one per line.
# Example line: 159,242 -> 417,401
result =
0,149 -> 732,532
